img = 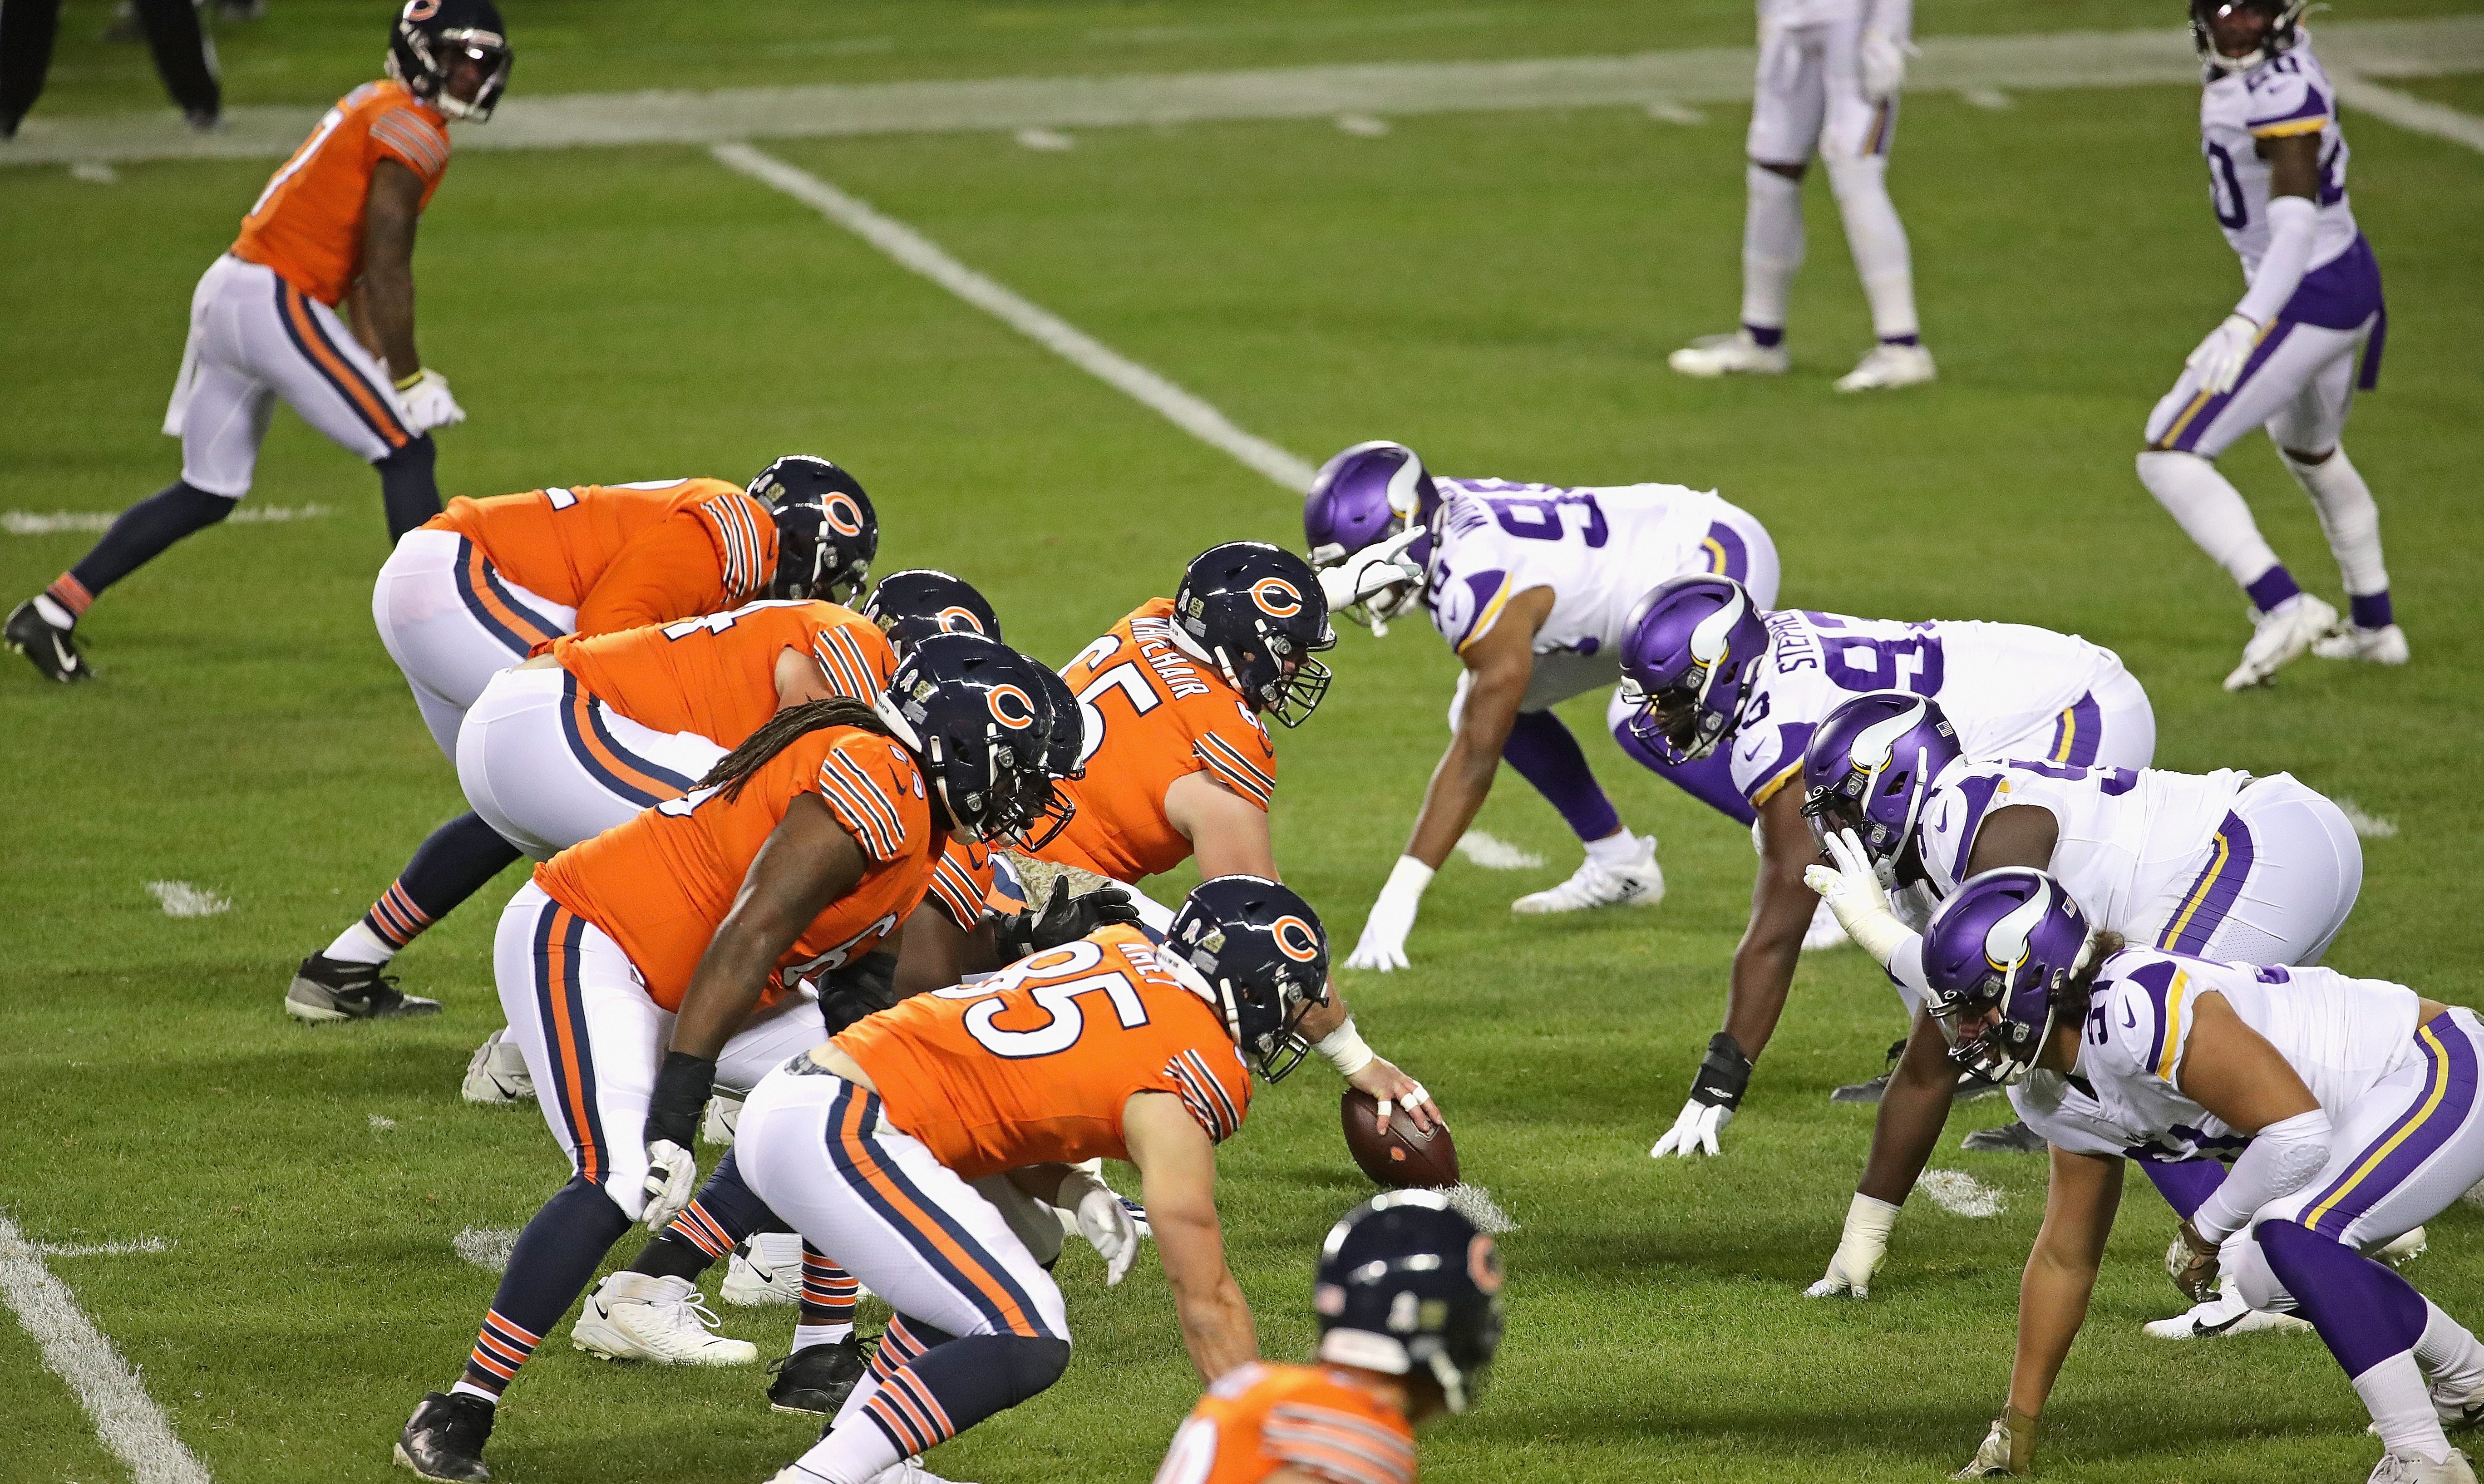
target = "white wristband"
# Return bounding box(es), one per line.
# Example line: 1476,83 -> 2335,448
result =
1382,854 -> 1435,901
1315,1016 -> 1377,1078
1848,1191 -> 1903,1233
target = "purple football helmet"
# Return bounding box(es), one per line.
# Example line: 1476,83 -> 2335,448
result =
1616,575 -> 1772,764
1800,693 -> 1961,883
1302,441 -> 1439,626
1920,868 -> 2094,1084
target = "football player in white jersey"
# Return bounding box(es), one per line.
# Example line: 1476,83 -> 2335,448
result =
2138,0 -> 2402,690
1919,873 -> 2484,1484
1617,576 -> 2154,1158
1668,0 -> 1934,391
1301,442 -> 1780,971
1798,691 -> 2364,1305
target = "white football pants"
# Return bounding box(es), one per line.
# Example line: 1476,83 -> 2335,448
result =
458,666 -> 726,860
2144,314 -> 2375,460
374,528 -> 576,759
2139,772 -> 2364,968
162,255 -> 417,497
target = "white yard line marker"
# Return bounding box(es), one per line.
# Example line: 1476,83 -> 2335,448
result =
1336,113 -> 1392,136
0,1212 -> 212,1484
453,1227 -> 522,1273
1917,1169 -> 2006,1218
2333,72 -> 2484,154
1456,831 -> 1548,870
71,161 -> 118,183
5,503 -> 328,537
2335,799 -> 2400,839
1015,127 -> 1075,151
36,1238 -> 175,1258
147,881 -> 231,918
1643,99 -> 1707,125
1441,1183 -> 1519,1233
713,142 -> 1319,492
1960,87 -> 2014,110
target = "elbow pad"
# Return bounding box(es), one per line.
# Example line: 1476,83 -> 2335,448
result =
2193,1107 -> 2331,1243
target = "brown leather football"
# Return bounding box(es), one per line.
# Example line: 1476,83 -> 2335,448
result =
1341,1089 -> 1459,1188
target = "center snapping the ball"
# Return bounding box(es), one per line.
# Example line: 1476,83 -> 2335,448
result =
1341,1089 -> 1460,1188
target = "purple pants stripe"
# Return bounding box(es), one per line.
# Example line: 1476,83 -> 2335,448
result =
2303,1017 -> 2480,1240
2151,321 -> 2301,454
2158,812 -> 2257,955
1700,521 -> 1750,583
2047,692 -> 2104,767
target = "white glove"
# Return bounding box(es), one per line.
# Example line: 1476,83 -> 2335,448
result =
1649,1098 -> 1733,1159
1859,31 -> 1915,101
1344,856 -> 1432,972
1803,827 -> 1915,967
395,368 -> 467,434
639,1138 -> 698,1232
2184,313 -> 2262,396
1806,1193 -> 1902,1298
1068,1180 -> 1140,1286
1953,1409 -> 2036,1478
1316,525 -> 1429,632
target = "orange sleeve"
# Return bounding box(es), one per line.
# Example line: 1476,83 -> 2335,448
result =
368,105 -> 450,185
813,737 -> 927,864
572,512 -> 730,636
925,842 -> 992,931
1190,704 -> 1277,810
1263,1395 -> 1417,1484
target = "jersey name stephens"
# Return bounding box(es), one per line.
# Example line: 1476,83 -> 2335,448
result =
1126,612 -> 1214,700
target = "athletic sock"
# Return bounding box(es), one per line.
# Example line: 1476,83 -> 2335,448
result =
1824,153 -> 1918,342
1739,163 -> 1804,336
376,434 -> 442,543
2281,444 -> 2391,620
2245,565 -> 2303,616
456,1175 -> 632,1400
789,1320 -> 1066,1484
56,481 -> 236,608
1583,829 -> 1647,868
1501,710 -> 1623,842
2418,1300 -> 2484,1396
624,1150 -> 771,1283
321,922 -> 398,967
352,813 -> 522,959
2260,1219 -> 2449,1462
2136,450 -> 2286,596
793,1323 -> 845,1353
800,1245 -> 860,1341
32,591 -> 81,629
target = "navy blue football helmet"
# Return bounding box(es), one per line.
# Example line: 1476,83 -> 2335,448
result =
1316,1191 -> 1506,1415
874,633 -> 1059,846
387,0 -> 512,122
749,456 -> 877,606
1165,876 -> 1329,1081
863,569 -> 1001,652
1172,542 -> 1335,728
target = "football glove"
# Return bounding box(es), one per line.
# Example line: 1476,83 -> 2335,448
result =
1806,1193 -> 1901,1298
1651,1033 -> 1752,1159
394,368 -> 466,434
1344,856 -> 1432,972
1954,1407 -> 2038,1478
2184,313 -> 2262,396
640,1139 -> 698,1232
1804,827 -> 1914,968
2166,1220 -> 2221,1303
1859,30 -> 1917,101
1316,525 -> 1429,635
1061,1170 -> 1140,1286
989,878 -> 1141,963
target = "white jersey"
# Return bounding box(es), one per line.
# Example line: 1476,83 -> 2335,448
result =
2078,949 -> 2421,1163
1759,0 -> 1870,27
2008,1071 -> 2134,1160
2201,36 -> 2359,280
1915,760 -> 2252,939
1425,479 -> 1738,660
1725,610 -> 2127,809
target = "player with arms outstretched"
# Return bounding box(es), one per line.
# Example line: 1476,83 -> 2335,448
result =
1302,441 -> 1779,969
7,1 -> 512,683
1153,1189 -> 1504,1484
2137,0 -> 2402,689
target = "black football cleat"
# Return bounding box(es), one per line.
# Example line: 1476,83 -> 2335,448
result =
767,1336 -> 870,1417
6,600 -> 93,683
1830,1039 -> 1909,1104
395,1391 -> 493,1482
1962,1119 -> 2047,1154
286,953 -> 441,1022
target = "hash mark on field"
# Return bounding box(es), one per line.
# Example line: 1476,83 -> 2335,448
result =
1961,87 -> 2013,109
146,882 -> 230,918
368,1115 -> 397,1131
454,1227 -> 521,1273
1336,113 -> 1391,136
1015,127 -> 1075,151
5,503 -> 327,537
0,1211 -> 212,1484
1917,1169 -> 2006,1218
71,161 -> 119,183
36,1238 -> 174,1258
1456,831 -> 1547,870
2336,799 -> 2399,839
1441,1183 -> 1518,1233
1644,99 -> 1707,124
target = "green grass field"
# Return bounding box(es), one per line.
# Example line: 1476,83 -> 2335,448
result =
5,4 -> 2484,1482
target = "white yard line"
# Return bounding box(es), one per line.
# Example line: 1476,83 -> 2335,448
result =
713,142 -> 1320,491
146,881 -> 232,918
5,503 -> 327,537
2331,72 -> 2484,153
0,1212 -> 212,1484
1456,831 -> 1548,870
6,20 -> 2477,167
35,1237 -> 176,1258
1917,1169 -> 2007,1218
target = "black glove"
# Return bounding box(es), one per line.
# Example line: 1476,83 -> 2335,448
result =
817,949 -> 901,1035
1688,1032 -> 1754,1111
646,1051 -> 717,1150
989,878 -> 1143,962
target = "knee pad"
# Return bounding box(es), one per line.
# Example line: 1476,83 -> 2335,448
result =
991,1335 -> 1072,1404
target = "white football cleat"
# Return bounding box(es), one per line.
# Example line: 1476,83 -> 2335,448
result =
2314,622 -> 2410,666
2380,1226 -> 2430,1266
2223,592 -> 2338,691
2140,1290 -> 2312,1339
572,1273 -> 757,1366
1511,836 -> 1664,914
1668,330 -> 1790,378
1834,342 -> 1936,392
1801,898 -> 1851,952
701,1093 -> 743,1146
722,1232 -> 804,1307
2366,1449 -> 2477,1484
461,1029 -> 533,1105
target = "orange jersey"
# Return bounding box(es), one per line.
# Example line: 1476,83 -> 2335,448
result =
232,80 -> 450,307
425,478 -> 777,637
1035,599 -> 1279,883
1156,1364 -> 1417,1484
834,923 -> 1253,1178
553,599 -> 894,746
923,837 -> 1027,932
536,725 -> 937,1012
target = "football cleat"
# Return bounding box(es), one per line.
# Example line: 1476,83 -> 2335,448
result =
765,1335 -> 871,1416
1834,342 -> 1937,393
2366,1449 -> 2478,1484
1954,1065 -> 2006,1103
1801,899 -> 1852,952
460,1029 -> 532,1104
394,1390 -> 493,1482
702,1092 -> 743,1146
2380,1227 -> 2430,1266
722,1232 -> 803,1307
2314,622 -> 2409,666
6,599 -> 92,683
572,1273 -> 757,1366
286,954 -> 440,1022
1961,1119 -> 2047,1154
2141,1291 -> 2313,1339
1831,1040 -> 1909,1104
1511,837 -> 1664,914
2223,592 -> 2337,691
1668,330 -> 1790,378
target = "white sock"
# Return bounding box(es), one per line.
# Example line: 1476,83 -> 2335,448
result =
2137,451 -> 2284,591
2419,1300 -> 2484,1395
323,921 -> 397,967
1583,830 -> 1647,868
1739,163 -> 1804,334
2357,1351 -> 2453,1463
448,1381 -> 498,1405
1825,153 -> 1918,341
2281,445 -> 2390,600
31,594 -> 76,629
785,1376 -> 904,1484
793,1322 -> 851,1351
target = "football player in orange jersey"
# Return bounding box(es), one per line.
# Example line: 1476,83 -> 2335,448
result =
394,636 -> 1065,1484
6,2 -> 512,685
287,458 -> 877,1023
1153,1191 -> 1505,1484
1041,542 -> 1440,1131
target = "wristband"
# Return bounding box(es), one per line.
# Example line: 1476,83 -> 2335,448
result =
1382,854 -> 1435,900
647,1051 -> 718,1149
1846,1191 -> 1902,1235
1314,1016 -> 1377,1078
1689,1031 -> 1754,1110
394,369 -> 425,391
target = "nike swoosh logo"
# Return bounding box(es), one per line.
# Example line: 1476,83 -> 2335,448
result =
2124,1005 -> 2137,1028
46,634 -> 80,675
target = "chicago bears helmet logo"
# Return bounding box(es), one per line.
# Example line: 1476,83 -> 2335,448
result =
825,493 -> 866,537
1249,578 -> 1304,619
986,684 -> 1038,731
937,606 -> 986,635
406,0 -> 442,19
1469,1234 -> 1505,1293
1271,914 -> 1321,963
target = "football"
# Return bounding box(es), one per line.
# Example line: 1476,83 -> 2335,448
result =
1341,1090 -> 1460,1189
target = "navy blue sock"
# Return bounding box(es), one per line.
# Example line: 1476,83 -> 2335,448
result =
61,480 -> 235,605
359,812 -> 522,954
1501,710 -> 1623,842
458,1175 -> 632,1398
376,434 -> 441,543
864,1331 -> 1069,1457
